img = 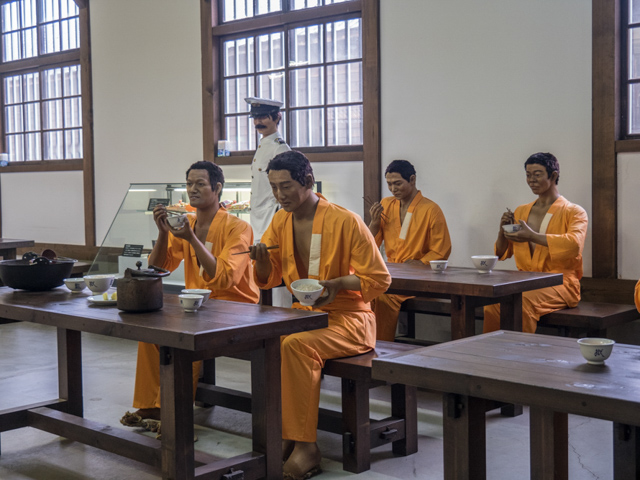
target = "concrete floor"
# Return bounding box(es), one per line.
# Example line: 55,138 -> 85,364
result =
0,321 -> 614,479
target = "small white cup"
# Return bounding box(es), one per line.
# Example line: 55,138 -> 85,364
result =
179,294 -> 204,312
429,260 -> 448,273
84,274 -> 115,294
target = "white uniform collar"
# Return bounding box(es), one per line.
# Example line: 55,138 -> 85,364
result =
260,131 -> 282,144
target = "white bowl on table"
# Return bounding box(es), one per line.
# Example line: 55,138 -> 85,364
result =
63,278 -> 86,293
429,260 -> 448,273
182,288 -> 212,304
83,274 -> 115,294
291,279 -> 324,306
577,338 -> 615,365
471,255 -> 498,274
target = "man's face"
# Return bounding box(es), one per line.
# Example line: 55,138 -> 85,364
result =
268,169 -> 309,212
253,113 -> 278,137
186,169 -> 218,209
385,172 -> 415,202
525,163 -> 556,196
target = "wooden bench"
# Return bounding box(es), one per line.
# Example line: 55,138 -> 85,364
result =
196,340 -> 419,474
401,297 -> 639,339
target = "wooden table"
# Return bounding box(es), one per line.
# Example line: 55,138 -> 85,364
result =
0,238 -> 34,260
0,288 -> 327,480
386,263 -> 563,339
372,330 -> 640,480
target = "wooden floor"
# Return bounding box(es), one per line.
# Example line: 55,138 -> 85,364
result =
0,321 -> 614,479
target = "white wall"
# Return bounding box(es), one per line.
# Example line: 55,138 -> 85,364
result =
619,153 -> 640,279
380,0 -> 592,274
1,171 -> 85,243
90,0 -> 204,244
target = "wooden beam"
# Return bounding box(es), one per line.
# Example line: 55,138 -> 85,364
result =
361,0 -> 381,223
73,0 -> 87,9
592,0 -> 619,278
201,0 -> 216,163
79,4 -> 96,246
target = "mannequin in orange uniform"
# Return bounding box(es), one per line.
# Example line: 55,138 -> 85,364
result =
368,159 -> 451,341
121,161 -> 259,426
250,151 -> 390,480
483,152 -> 588,333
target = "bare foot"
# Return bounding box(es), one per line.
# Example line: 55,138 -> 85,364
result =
283,442 -> 322,479
134,407 -> 161,421
282,439 -> 295,462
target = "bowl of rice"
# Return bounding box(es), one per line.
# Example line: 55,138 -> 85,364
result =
291,279 -> 325,306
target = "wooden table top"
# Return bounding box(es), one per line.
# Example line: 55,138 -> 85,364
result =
0,238 -> 34,249
386,263 -> 563,297
0,287 -> 327,351
373,330 -> 640,426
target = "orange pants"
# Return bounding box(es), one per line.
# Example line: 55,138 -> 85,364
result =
132,342 -> 202,409
483,285 -> 577,334
281,310 -> 376,442
372,293 -> 414,341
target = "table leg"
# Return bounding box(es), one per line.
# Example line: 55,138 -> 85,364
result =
529,407 -> 568,480
614,422 -> 640,479
499,293 -> 522,332
57,328 -> 83,416
443,393 -> 486,480
450,295 -> 477,340
250,337 -> 282,479
159,346 -> 195,480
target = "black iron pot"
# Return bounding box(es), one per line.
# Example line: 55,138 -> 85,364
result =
0,258 -> 76,291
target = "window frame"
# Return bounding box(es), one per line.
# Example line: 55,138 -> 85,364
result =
201,0 -> 379,176
0,0 -> 91,174
0,0 -> 95,246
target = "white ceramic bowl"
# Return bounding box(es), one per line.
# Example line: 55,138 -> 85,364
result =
83,274 -> 115,294
291,279 -> 324,306
502,224 -> 522,234
63,277 -> 86,293
167,214 -> 187,230
471,255 -> 499,274
179,294 -> 203,312
577,338 -> 615,365
182,288 -> 212,304
429,260 -> 448,273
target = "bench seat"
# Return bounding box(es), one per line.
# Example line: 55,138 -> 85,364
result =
400,297 -> 639,339
196,340 -> 419,474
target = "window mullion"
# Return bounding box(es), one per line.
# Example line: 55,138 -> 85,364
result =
323,21 -> 328,147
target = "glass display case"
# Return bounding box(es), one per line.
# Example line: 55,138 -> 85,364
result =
88,182 -> 251,287
88,180 -> 321,288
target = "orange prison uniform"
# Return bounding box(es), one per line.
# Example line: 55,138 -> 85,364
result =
483,196 -> 587,334
256,195 -> 390,442
634,280 -> 640,313
372,191 -> 451,341
133,208 -> 260,410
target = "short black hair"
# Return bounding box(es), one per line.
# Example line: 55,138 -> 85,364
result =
186,161 -> 225,199
267,150 -> 314,187
524,152 -> 559,185
385,159 -> 416,182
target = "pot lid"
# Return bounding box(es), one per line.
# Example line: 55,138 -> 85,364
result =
125,261 -> 170,278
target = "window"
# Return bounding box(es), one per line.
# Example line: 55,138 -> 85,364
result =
213,0 -> 366,155
0,0 -> 83,163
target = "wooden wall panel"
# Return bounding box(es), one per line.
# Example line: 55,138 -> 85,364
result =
592,0 -> 619,278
